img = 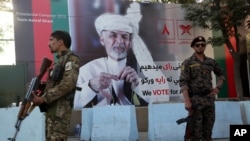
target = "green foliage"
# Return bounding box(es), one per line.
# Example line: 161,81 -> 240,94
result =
182,3 -> 211,29
0,0 -> 13,53
182,0 -> 249,47
207,36 -> 226,47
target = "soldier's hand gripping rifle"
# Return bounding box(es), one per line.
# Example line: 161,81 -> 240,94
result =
8,57 -> 52,141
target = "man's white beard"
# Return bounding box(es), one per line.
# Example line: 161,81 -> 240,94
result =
110,51 -> 127,61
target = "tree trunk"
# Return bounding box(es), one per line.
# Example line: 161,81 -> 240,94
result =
234,53 -> 244,99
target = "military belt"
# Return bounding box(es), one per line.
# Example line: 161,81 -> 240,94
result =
190,90 -> 211,96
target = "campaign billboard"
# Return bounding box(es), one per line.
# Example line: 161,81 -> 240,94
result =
12,0 -> 233,106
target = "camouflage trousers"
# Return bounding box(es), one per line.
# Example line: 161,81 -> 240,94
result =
188,95 -> 215,141
45,116 -> 70,141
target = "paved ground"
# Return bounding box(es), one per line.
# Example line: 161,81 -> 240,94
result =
67,132 -> 229,141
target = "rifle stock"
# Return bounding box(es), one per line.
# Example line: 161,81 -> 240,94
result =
176,114 -> 193,140
176,104 -> 198,141
8,57 -> 52,141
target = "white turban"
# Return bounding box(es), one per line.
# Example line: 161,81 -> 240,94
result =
95,13 -> 134,35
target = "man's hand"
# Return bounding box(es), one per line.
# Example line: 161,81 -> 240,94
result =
89,72 -> 118,92
182,90 -> 192,112
118,66 -> 139,89
32,91 -> 45,106
210,87 -> 220,96
184,99 -> 192,112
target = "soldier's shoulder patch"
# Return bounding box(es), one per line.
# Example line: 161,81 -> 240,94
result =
65,62 -> 72,71
181,65 -> 185,71
190,63 -> 200,68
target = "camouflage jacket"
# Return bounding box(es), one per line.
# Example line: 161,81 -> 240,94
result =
43,50 -> 80,117
179,54 -> 224,94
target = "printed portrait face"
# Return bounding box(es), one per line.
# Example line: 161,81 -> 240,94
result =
100,30 -> 132,61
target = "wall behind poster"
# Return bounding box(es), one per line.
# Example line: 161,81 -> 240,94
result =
9,0 -> 230,107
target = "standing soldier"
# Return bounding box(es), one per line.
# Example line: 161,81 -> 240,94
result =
32,30 -> 80,141
179,36 -> 225,141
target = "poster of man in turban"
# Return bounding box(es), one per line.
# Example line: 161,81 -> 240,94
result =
68,0 -> 213,108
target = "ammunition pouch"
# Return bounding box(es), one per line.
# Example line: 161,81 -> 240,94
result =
51,64 -> 64,81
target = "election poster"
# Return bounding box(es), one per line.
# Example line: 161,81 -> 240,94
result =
12,0 -> 232,106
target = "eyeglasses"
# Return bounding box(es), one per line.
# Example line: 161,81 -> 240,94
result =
194,43 -> 206,48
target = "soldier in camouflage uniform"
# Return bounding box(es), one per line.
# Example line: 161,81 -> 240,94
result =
32,30 -> 80,141
179,36 -> 225,141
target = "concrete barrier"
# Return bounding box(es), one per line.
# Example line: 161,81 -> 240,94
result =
148,101 -> 244,141
1,101 -> 248,141
240,101 -> 250,124
148,103 -> 187,141
81,105 -> 139,141
0,107 -> 45,141
81,108 -> 93,141
212,101 -> 243,138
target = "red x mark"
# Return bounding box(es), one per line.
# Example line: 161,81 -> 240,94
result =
179,25 -> 192,35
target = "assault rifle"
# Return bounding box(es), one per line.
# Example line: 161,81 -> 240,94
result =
176,104 -> 198,141
176,113 -> 194,141
8,57 -> 52,141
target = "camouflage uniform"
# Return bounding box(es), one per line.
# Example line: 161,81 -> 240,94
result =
179,54 -> 224,141
42,50 -> 80,141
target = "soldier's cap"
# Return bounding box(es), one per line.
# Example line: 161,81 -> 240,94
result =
95,13 -> 134,36
191,36 -> 206,47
